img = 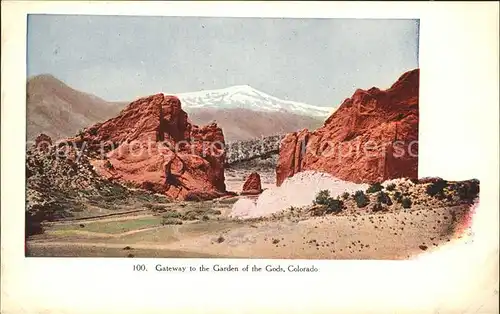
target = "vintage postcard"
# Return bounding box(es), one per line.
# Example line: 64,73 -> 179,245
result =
2,1 -> 499,313
24,15 -> 479,261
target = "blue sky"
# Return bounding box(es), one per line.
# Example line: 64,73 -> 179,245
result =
27,15 -> 419,106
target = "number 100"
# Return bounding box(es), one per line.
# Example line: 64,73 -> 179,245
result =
133,264 -> 146,271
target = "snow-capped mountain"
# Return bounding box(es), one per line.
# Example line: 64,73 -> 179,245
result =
168,85 -> 335,118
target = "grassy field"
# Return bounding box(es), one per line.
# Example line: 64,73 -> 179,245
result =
50,216 -> 163,234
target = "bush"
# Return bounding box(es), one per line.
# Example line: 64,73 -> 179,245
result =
161,217 -> 183,225
354,190 -> 369,208
366,182 -> 383,194
148,204 -> 171,212
325,198 -> 344,213
386,183 -> 396,191
457,179 -> 480,200
314,190 -> 344,213
341,192 -> 350,200
469,179 -> 480,194
394,191 -> 403,203
182,211 -> 200,221
426,179 -> 448,197
377,191 -> 393,206
162,210 -> 181,218
401,197 -> 412,209
314,190 -> 331,205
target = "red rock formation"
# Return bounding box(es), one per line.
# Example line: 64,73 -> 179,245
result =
241,172 -> 263,195
68,94 -> 227,201
277,69 -> 419,185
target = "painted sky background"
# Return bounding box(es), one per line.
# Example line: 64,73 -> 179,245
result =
27,15 -> 419,106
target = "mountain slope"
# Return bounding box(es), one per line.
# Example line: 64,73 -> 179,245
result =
26,74 -> 123,141
173,85 -> 335,118
188,108 -> 323,141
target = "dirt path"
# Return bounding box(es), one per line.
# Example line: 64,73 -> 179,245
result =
47,213 -> 155,226
48,209 -> 149,224
35,225 -> 163,239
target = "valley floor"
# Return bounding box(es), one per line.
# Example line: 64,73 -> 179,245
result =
27,201 -> 473,260
26,167 -> 476,259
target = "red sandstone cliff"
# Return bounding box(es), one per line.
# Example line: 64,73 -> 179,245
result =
69,94 -> 227,201
276,69 -> 419,186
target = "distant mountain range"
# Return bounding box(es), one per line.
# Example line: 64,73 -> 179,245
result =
26,75 -> 330,141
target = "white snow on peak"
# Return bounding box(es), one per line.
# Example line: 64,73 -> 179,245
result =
164,85 -> 335,118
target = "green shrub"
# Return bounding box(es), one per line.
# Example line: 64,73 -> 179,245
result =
314,190 -> 331,205
341,192 -> 350,200
161,217 -> 183,225
314,190 -> 344,213
401,197 -> 412,209
426,179 -> 448,197
377,191 -> 393,206
394,191 -> 403,203
182,211 -> 200,221
162,210 -> 181,218
457,179 -> 480,200
386,183 -> 396,191
354,190 -> 369,208
145,204 -> 171,212
366,182 -> 383,194
325,198 -> 344,213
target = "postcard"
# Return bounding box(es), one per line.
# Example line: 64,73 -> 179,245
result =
2,1 -> 499,313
